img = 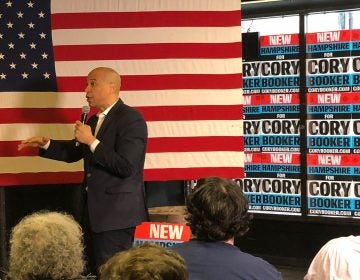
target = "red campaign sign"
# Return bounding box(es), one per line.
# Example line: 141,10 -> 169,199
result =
351,29 -> 360,41
306,30 -> 351,44
261,153 -> 301,164
244,94 -> 262,106
353,92 -> 360,103
306,154 -> 355,166
260,33 -> 299,46
262,93 -> 300,105
244,152 -> 262,164
134,222 -> 191,242
307,92 -> 353,105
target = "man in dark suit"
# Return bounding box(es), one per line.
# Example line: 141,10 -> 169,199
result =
18,67 -> 148,271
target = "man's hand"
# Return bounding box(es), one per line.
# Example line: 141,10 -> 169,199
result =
18,136 -> 50,150
74,121 -> 96,146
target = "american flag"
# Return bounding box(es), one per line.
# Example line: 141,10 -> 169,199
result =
0,0 -> 243,186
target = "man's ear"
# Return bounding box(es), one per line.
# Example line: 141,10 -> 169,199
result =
109,81 -> 116,93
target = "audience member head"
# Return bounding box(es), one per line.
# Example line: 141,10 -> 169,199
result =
99,242 -> 188,280
187,176 -> 252,242
7,211 -> 85,280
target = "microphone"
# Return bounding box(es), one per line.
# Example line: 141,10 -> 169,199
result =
75,105 -> 90,146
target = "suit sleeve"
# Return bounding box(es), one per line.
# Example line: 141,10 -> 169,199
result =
39,139 -> 83,163
91,113 -> 147,178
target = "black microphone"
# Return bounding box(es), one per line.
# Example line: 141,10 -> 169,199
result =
75,105 -> 90,146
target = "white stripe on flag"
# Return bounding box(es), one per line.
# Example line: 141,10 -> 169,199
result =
52,0 -> 241,13
145,151 -> 244,169
2,151 -> 244,173
55,58 -> 243,76
0,90 -> 243,108
1,120 -> 243,141
0,92 -> 86,108
52,27 -> 242,45
1,157 -> 83,173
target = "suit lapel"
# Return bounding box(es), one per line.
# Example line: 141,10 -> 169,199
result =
88,115 -> 98,135
96,99 -> 124,137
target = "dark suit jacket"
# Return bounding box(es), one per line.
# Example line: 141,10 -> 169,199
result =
40,99 -> 148,232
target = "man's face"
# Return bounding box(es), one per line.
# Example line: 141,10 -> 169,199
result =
85,69 -> 112,110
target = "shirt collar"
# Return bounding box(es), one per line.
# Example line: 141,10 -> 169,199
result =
97,100 -> 117,117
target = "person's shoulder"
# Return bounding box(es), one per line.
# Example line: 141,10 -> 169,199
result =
305,236 -> 360,280
230,248 -> 279,272
170,241 -> 191,250
320,235 -> 360,256
327,235 -> 360,245
115,101 -> 145,119
237,253 -> 282,279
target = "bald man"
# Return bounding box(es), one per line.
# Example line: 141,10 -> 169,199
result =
18,67 -> 148,271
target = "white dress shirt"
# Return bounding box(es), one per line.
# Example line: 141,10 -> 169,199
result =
304,235 -> 360,280
89,101 -> 117,152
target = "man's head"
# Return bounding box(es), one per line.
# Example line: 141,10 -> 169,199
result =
85,67 -> 121,111
7,211 -> 85,280
186,176 -> 252,242
99,242 -> 188,280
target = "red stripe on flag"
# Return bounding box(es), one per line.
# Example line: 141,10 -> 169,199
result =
54,43 -> 242,61
0,172 -> 83,186
1,141 -> 39,157
51,11 -> 241,29
0,108 -> 95,124
2,137 -> 243,157
0,105 -> 242,123
57,74 -> 243,92
0,168 -> 244,186
144,167 -> 244,181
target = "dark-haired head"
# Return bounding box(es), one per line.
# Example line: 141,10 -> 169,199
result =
186,176 -> 252,242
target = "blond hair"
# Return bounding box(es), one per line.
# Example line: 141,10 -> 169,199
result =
7,211 -> 85,280
100,243 -> 188,280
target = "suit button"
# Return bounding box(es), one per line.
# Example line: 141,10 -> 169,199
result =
87,173 -> 91,178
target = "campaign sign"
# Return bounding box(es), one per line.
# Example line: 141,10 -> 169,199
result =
260,33 -> 300,94
260,118 -> 301,152
307,154 -> 354,177
307,93 -> 352,154
244,152 -> 263,175
244,94 -> 262,152
353,92 -> 360,154
243,60 -> 262,95
239,177 -> 301,215
260,33 -> 300,60
245,152 -> 301,177
260,153 -> 301,175
306,154 -> 360,217
306,30 -> 352,93
307,92 -> 352,116
351,29 -> 360,92
133,222 -> 191,248
307,179 -> 353,217
262,93 -> 300,117
307,117 -> 360,153
244,94 -> 262,115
